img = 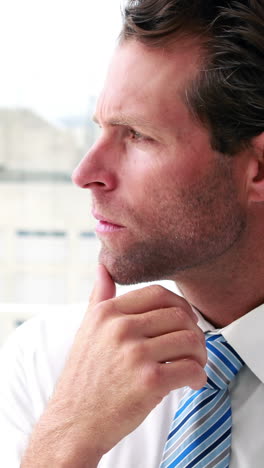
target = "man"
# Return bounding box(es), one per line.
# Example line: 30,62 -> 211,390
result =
1,0 -> 264,466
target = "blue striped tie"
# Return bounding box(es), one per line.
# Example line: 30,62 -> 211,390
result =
159,334 -> 244,468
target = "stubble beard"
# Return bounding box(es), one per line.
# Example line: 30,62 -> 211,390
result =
98,158 -> 247,285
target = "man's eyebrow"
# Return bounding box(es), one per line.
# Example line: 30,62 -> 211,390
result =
92,113 -> 155,131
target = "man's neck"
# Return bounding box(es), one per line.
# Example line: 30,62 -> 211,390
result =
173,222 -> 264,328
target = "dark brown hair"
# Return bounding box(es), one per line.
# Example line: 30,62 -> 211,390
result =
120,0 -> 264,155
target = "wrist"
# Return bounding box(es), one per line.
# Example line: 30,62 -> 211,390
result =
21,409 -> 103,468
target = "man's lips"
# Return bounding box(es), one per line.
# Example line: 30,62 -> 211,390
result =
92,211 -> 125,231
92,210 -> 124,227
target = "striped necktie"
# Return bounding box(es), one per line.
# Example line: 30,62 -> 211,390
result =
159,333 -> 244,468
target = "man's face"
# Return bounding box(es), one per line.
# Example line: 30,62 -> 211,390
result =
72,39 -> 246,284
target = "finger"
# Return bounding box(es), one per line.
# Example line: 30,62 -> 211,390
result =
113,285 -> 197,322
89,264 -> 116,306
145,330 -> 207,368
158,359 -> 207,391
135,307 -> 202,338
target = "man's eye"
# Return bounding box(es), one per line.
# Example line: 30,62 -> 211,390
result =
128,128 -> 151,142
129,128 -> 143,140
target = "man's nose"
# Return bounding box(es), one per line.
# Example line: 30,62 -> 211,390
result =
72,140 -> 117,191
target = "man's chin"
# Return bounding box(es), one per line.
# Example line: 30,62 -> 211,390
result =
98,248 -> 151,285
98,246 -> 171,286
99,256 -> 143,286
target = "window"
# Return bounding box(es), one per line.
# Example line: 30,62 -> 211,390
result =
0,0 -> 121,311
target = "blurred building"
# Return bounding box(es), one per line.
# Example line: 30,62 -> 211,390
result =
0,107 -> 101,308
0,108 -> 80,174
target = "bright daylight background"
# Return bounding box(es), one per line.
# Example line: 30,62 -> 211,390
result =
0,0 -> 177,344
0,0 -> 122,119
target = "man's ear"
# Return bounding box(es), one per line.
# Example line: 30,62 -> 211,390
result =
247,132 -> 264,203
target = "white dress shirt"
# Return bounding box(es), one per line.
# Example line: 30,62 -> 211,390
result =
0,302 -> 263,467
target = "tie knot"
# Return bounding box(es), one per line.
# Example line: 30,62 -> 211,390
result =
205,333 -> 244,390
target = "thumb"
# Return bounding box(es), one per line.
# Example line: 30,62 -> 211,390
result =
89,264 -> 116,306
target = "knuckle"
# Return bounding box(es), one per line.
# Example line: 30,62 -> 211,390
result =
184,358 -> 202,378
182,331 -> 207,367
112,316 -> 132,342
184,330 -> 201,347
147,284 -> 168,300
198,328 -> 206,345
93,300 -> 114,321
142,362 -> 163,389
175,294 -> 190,309
172,294 -> 193,314
171,306 -> 186,323
139,312 -> 151,329
170,305 -> 195,326
128,341 -> 147,363
191,368 -> 208,389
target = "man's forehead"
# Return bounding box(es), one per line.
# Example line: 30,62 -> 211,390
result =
93,39 -> 203,131
102,39 -> 202,93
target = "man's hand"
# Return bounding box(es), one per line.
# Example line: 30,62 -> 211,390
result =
22,265 -> 207,467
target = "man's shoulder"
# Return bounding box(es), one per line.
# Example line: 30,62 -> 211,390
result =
0,304 -> 86,384
2,303 -> 85,348
0,305 -> 84,443
0,304 -> 86,420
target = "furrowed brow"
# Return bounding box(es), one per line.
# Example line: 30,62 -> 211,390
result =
93,113 -> 155,131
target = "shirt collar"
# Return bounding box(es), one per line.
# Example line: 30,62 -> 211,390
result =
193,303 -> 264,384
